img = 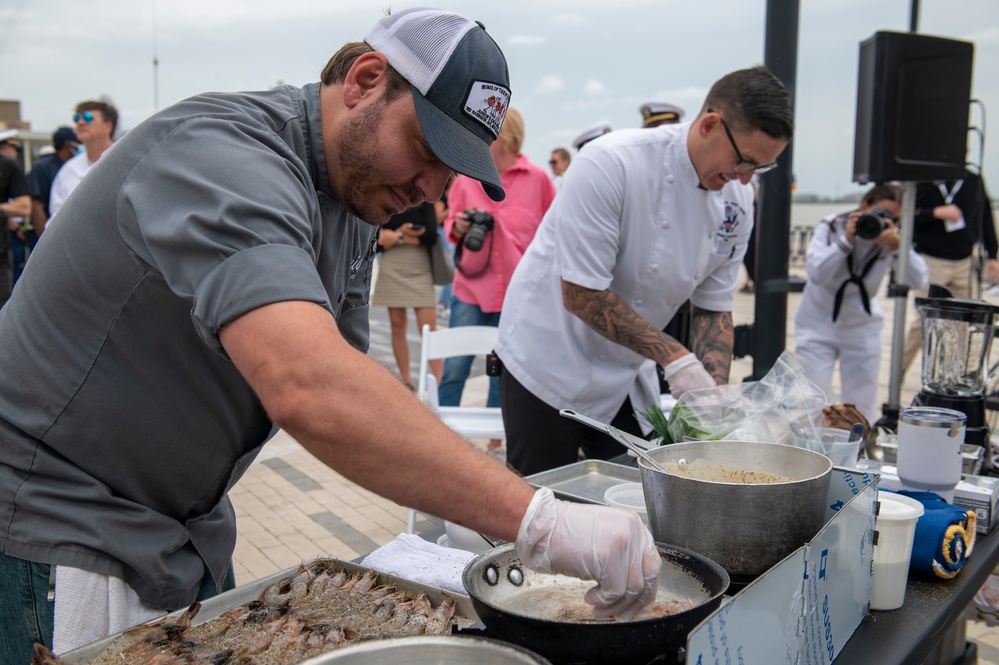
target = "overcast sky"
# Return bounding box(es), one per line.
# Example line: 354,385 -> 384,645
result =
2,0 -> 997,198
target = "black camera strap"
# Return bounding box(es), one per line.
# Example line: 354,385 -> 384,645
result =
832,246 -> 882,322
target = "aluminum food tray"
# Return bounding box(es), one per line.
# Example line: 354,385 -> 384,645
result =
525,460 -> 641,505
61,558 -> 479,663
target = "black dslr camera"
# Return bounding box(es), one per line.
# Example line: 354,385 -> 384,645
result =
855,206 -> 895,240
462,209 -> 495,251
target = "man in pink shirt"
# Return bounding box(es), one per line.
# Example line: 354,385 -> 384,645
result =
440,107 -> 555,413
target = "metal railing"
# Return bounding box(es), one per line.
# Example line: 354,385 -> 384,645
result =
788,224 -> 816,269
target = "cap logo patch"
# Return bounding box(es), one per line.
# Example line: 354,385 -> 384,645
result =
463,80 -> 511,138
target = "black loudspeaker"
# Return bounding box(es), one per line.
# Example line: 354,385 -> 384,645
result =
853,31 -> 974,184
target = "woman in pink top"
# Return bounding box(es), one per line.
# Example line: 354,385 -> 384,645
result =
439,108 -> 556,415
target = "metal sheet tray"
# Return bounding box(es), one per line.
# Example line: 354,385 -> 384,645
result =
525,460 -> 641,505
61,558 -> 479,663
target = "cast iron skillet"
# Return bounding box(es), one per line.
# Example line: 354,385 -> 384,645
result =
462,543 -> 729,665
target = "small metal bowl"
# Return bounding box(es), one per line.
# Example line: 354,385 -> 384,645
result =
298,635 -> 551,664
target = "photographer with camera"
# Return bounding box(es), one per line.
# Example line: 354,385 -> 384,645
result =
440,108 -> 556,429
794,183 -> 929,423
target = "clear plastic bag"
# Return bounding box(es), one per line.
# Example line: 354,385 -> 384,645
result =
665,350 -> 828,444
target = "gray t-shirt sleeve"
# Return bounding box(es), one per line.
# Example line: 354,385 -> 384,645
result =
115,117 -> 331,353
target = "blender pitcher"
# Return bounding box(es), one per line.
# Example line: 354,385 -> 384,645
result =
916,298 -> 999,397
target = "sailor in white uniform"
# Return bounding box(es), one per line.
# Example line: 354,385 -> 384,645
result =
639,101 -> 685,128
571,122 -> 612,152
794,184 -> 929,423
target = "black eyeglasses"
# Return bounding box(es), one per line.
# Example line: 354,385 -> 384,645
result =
74,111 -> 95,123
548,160 -> 559,166
710,109 -> 778,175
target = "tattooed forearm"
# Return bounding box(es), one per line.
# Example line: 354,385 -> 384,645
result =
561,279 -> 688,366
691,306 -> 734,383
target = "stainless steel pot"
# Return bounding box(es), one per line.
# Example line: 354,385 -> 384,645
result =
462,542 -> 728,664
639,440 -> 832,585
299,635 -> 551,664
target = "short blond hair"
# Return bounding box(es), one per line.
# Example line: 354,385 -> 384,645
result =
498,108 -> 525,153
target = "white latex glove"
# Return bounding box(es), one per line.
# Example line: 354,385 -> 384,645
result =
514,487 -> 662,619
662,353 -> 716,397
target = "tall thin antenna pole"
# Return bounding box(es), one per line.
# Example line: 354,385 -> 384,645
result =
152,0 -> 160,112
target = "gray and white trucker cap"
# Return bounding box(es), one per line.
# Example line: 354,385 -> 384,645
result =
365,7 -> 511,201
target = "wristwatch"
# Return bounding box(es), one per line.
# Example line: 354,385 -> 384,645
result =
397,232 -> 405,245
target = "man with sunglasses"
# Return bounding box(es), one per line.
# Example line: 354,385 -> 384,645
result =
794,184 -> 929,424
48,100 -> 118,219
548,147 -> 570,190
496,66 -> 793,475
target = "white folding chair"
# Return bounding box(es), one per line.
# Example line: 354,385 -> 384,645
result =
407,323 -> 505,533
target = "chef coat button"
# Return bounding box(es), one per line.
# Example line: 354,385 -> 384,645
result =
650,264 -> 659,272
662,221 -> 670,229
695,273 -> 702,280
666,175 -> 675,183
636,299 -> 643,306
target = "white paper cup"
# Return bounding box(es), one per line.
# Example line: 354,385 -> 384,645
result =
870,491 -> 924,611
896,407 -> 966,503
604,482 -> 649,526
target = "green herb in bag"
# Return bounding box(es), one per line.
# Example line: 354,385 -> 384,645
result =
638,403 -> 713,444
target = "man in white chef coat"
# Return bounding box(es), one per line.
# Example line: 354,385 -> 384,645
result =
496,66 -> 793,475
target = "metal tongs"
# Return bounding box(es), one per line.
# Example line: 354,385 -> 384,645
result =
559,409 -> 670,474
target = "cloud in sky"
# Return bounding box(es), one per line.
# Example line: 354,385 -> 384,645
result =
551,13 -> 584,27
509,35 -> 546,46
534,75 -> 566,94
583,79 -> 608,96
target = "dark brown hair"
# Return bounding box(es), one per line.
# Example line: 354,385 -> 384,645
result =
862,183 -> 902,207
320,41 -> 411,103
702,66 -> 793,140
76,100 -> 119,136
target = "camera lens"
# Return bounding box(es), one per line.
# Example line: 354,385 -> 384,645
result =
462,210 -> 493,252
855,213 -> 886,240
464,224 -> 488,251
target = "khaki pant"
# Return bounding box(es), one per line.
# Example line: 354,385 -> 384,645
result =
902,254 -> 974,378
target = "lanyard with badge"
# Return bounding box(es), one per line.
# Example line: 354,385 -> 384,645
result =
938,180 -> 966,233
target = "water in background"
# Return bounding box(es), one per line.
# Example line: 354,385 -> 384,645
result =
790,202 -> 850,227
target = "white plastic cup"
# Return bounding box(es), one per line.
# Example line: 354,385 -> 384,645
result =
870,491 -> 924,611
896,407 -> 966,503
604,482 -> 649,526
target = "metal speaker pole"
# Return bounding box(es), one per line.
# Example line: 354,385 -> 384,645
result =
877,182 -> 917,434
751,0 -> 800,380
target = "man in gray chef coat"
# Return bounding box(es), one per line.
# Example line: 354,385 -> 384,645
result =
0,8 -> 661,660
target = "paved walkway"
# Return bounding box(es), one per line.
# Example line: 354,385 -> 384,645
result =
227,275 -> 999,661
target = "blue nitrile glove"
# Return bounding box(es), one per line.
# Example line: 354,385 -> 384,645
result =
894,490 -> 977,579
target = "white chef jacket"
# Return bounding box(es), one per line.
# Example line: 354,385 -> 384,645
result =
496,122 -> 754,423
794,213 -> 929,330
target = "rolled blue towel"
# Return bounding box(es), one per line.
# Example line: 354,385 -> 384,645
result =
893,490 -> 977,579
